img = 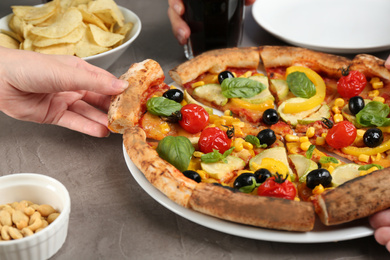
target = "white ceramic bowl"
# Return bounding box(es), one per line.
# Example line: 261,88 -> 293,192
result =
0,173 -> 71,260
0,6 -> 142,70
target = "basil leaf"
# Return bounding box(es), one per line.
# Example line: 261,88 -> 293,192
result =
355,101 -> 390,127
319,156 -> 339,164
201,147 -> 235,164
146,97 -> 182,117
221,78 -> 266,98
305,145 -> 316,159
239,177 -> 257,193
286,71 -> 316,98
156,136 -> 194,172
358,164 -> 384,171
245,135 -> 267,148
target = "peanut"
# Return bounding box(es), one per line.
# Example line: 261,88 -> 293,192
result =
37,204 -> 56,217
8,227 -> 23,240
0,210 -> 12,226
1,226 -> 10,240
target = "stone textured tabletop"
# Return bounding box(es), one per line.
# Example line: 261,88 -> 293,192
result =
1,0 -> 389,259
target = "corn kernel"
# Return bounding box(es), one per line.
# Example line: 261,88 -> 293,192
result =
193,151 -> 204,158
180,100 -> 188,106
372,81 -> 384,90
232,72 -> 237,78
334,98 -> 345,107
306,127 -> 316,138
196,170 -> 208,180
315,136 -> 326,146
373,96 -> 385,103
371,153 -> 382,162
332,105 -> 341,114
369,90 -> 380,98
240,71 -> 252,78
243,142 -> 253,150
285,134 -> 299,142
370,77 -> 380,83
327,165 -> 335,174
312,184 -> 325,195
191,81 -> 205,88
333,114 -> 343,123
170,85 -> 177,89
159,123 -> 170,134
211,75 -> 218,84
356,129 -> 365,138
300,136 -> 309,143
321,132 -> 327,138
300,141 -> 312,151
358,154 -> 370,163
224,110 -> 232,116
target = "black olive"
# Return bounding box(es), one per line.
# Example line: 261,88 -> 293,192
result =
218,71 -> 235,84
306,169 -> 332,189
254,168 -> 272,183
363,128 -> 383,148
348,96 -> 365,115
262,108 -> 279,125
233,172 -> 256,192
257,129 -> 276,147
163,89 -> 184,103
182,170 -> 201,183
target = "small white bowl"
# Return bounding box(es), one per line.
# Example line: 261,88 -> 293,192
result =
0,173 -> 71,260
0,6 -> 142,70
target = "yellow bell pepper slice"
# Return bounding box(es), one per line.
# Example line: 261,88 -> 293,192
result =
283,66 -> 326,114
230,98 -> 273,112
341,139 -> 390,156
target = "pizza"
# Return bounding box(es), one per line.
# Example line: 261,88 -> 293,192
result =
108,46 -> 390,232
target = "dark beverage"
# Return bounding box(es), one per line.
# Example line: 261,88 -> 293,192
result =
183,0 -> 244,58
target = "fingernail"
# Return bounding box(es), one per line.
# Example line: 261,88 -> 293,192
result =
177,28 -> 187,45
113,79 -> 129,91
174,4 -> 182,14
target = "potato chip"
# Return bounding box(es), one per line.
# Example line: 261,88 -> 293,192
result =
34,43 -> 75,55
88,24 -> 124,47
78,7 -> 108,32
75,26 -> 109,57
115,22 -> 133,36
88,0 -> 124,27
0,33 -> 20,49
32,24 -> 85,47
8,15 -> 25,40
30,8 -> 83,38
0,29 -> 23,43
11,0 -> 58,21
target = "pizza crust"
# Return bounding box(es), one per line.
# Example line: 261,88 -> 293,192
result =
315,167 -> 390,226
169,47 -> 260,86
189,183 -> 315,232
351,54 -> 390,81
123,126 -> 197,208
108,59 -> 165,133
259,45 -> 351,78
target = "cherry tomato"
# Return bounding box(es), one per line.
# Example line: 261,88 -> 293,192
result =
257,174 -> 296,200
179,104 -> 209,134
198,127 -> 232,154
337,70 -> 367,98
325,121 -> 357,149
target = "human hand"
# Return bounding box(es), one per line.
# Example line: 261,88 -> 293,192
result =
0,47 -> 128,138
369,209 -> 390,252
168,0 -> 256,45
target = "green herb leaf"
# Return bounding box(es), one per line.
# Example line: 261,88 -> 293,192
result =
239,177 -> 257,193
358,164 -> 384,171
156,136 -> 194,172
244,135 -> 267,148
221,78 -> 266,98
305,144 -> 316,159
146,97 -> 182,117
201,147 -> 235,164
319,156 -> 339,164
355,101 -> 390,127
286,71 -> 316,98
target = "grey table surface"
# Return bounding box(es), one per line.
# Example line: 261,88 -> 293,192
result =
1,0 -> 390,259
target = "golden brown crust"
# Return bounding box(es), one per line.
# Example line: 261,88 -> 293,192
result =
169,47 -> 260,86
108,59 -> 165,133
350,54 -> 390,81
315,168 -> 390,226
123,126 -> 197,208
189,183 -> 315,232
259,45 -> 351,78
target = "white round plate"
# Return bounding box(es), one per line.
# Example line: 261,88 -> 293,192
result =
123,144 -> 373,243
252,0 -> 390,53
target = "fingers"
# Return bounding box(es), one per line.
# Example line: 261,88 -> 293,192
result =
168,0 -> 190,45
373,227 -> 390,251
385,55 -> 390,70
369,209 -> 390,229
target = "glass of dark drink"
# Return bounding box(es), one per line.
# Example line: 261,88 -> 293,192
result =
183,0 -> 245,59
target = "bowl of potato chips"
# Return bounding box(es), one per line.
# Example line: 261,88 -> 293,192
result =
0,0 -> 141,70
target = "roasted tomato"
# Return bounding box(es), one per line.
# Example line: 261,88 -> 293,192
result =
257,173 -> 296,200
179,104 -> 209,134
198,127 -> 232,154
337,69 -> 367,98
325,120 -> 357,149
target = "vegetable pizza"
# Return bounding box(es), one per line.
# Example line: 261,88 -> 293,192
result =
108,46 -> 390,232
